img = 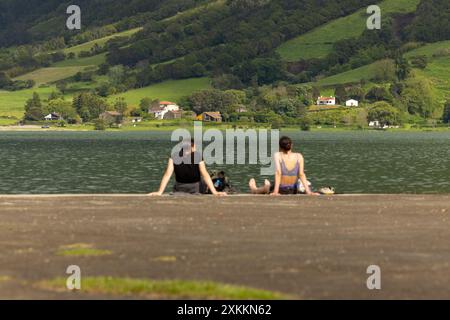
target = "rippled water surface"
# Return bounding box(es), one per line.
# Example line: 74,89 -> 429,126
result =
0,131 -> 449,194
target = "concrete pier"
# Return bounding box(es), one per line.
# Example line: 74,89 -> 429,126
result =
0,194 -> 449,299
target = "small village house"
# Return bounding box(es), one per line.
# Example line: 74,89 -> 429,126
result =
99,111 -> 123,125
163,110 -> 182,120
345,99 -> 359,107
44,113 -> 63,121
196,112 -> 222,122
182,110 -> 197,119
235,105 -> 247,113
369,120 -> 380,128
149,101 -> 180,119
131,117 -> 142,123
316,96 -> 336,106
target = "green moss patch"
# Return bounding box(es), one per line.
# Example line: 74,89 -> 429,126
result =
38,276 -> 289,300
56,243 -> 112,257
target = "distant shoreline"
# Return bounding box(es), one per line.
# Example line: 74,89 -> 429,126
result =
0,124 -> 449,133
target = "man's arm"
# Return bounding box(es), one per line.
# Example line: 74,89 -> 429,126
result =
199,161 -> 226,196
148,158 -> 174,196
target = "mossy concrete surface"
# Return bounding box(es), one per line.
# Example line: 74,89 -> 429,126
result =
0,194 -> 449,299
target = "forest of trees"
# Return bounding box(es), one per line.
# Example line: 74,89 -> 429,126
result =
1,0 -> 450,128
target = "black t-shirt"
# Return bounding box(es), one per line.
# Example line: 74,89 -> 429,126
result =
172,151 -> 202,184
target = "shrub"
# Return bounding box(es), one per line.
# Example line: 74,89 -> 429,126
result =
93,119 -> 106,130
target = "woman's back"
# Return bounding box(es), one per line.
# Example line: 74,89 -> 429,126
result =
278,152 -> 301,191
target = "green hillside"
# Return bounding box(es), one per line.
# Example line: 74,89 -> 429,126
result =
0,86 -> 57,118
314,61 -> 380,86
110,77 -> 212,106
63,27 -> 142,56
163,0 -> 225,22
1,0 -> 449,125
52,53 -> 107,67
0,77 -> 211,118
404,40 -> 450,58
277,0 -> 421,62
16,27 -> 142,85
309,40 -> 450,107
13,66 -> 86,85
403,40 -> 450,102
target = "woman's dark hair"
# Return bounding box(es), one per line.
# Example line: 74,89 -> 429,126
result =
178,138 -> 195,157
279,136 -> 292,152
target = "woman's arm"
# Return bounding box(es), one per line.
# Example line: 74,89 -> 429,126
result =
270,152 -> 282,195
298,154 -> 318,195
199,161 -> 226,196
148,158 -> 174,196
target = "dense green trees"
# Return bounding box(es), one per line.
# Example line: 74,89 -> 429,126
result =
0,71 -> 11,88
73,92 -> 108,122
407,0 -> 450,43
185,89 -> 238,115
46,99 -> 79,124
400,78 -> 438,118
409,55 -> 428,69
374,59 -> 396,82
443,102 -> 450,123
113,98 -> 128,114
22,91 -> 130,124
24,92 -> 43,121
366,86 -> 393,103
106,0 -> 374,84
368,102 -> 400,126
2,0 -> 448,127
0,71 -> 34,91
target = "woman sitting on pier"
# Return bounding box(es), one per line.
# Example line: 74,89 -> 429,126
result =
249,136 -> 319,196
149,139 -> 226,196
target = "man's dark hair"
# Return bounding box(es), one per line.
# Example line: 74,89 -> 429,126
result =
178,138 -> 195,157
279,136 -> 292,152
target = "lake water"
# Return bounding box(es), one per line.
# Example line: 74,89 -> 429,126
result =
0,130 -> 449,194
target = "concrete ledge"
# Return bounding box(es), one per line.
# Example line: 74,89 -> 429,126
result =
0,194 -> 449,299
0,193 -> 447,198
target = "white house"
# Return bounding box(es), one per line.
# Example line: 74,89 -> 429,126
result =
345,99 -> 359,107
44,113 -> 62,121
149,101 -> 180,120
316,96 -> 336,106
369,121 -> 380,128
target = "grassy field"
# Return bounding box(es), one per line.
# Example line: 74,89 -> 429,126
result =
403,40 -> 450,103
52,53 -> 107,67
311,40 -> 450,88
313,61 -> 380,86
405,40 -> 450,58
13,66 -> 86,85
0,77 -> 211,119
0,118 -> 18,125
110,77 -> 212,106
303,41 -> 450,118
63,27 -> 142,56
164,0 -> 225,22
277,0 -> 421,62
414,57 -> 450,103
0,86 -> 57,118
